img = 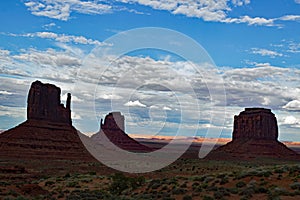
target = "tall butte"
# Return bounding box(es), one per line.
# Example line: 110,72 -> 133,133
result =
205,108 -> 299,160
0,80 -> 94,161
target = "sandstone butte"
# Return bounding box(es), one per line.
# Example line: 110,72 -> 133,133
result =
91,112 -> 152,152
205,108 -> 300,160
0,80 -> 95,161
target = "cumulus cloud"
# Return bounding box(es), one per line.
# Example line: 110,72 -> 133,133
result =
12,48 -> 82,68
283,100 -> 300,111
0,91 -> 13,95
222,15 -> 275,26
251,48 -> 283,58
124,100 -> 147,107
163,106 -> 172,111
24,0 -> 112,21
10,31 -> 108,46
23,0 -> 300,27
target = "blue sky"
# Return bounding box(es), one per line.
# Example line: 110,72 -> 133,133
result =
1,0 -> 300,141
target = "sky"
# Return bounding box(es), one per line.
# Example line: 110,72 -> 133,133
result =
1,0 -> 300,142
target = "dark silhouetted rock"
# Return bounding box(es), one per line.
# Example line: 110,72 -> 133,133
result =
0,80 -> 95,161
27,80 -> 71,125
206,108 -> 299,160
233,108 -> 278,141
92,112 -> 152,152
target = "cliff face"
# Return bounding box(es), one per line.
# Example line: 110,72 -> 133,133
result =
0,81 -> 94,161
27,81 -> 71,125
205,108 -> 299,160
233,108 -> 278,141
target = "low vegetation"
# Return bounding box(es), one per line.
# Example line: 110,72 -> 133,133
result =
1,159 -> 300,199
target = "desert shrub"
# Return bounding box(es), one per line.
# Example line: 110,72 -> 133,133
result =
182,195 -> 192,200
273,187 -> 289,196
255,186 -> 268,193
274,168 -> 284,174
229,187 -> 238,194
213,191 -> 224,199
204,176 -> 214,183
262,170 -> 273,178
290,182 -> 300,190
66,181 -> 79,188
0,181 -> 8,186
236,181 -> 246,188
180,183 -> 187,188
88,171 -> 96,176
191,176 -> 205,182
66,189 -> 105,200
220,176 -> 229,185
240,187 -> 255,198
171,187 -> 186,195
109,173 -> 145,195
45,180 -> 55,186
15,196 -> 29,200
203,195 -> 214,200
161,185 -> 168,191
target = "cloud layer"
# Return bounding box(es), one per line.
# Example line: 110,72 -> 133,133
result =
24,0 -> 300,26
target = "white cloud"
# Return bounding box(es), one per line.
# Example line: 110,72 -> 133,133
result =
124,100 -> 147,107
295,0 -> 300,4
283,100 -> 300,111
222,15 -> 275,26
12,31 -> 108,46
25,0 -> 112,21
97,94 -> 122,100
0,91 -> 13,95
12,48 -> 82,68
283,116 -> 299,125
42,22 -> 56,29
0,49 -> 10,56
279,15 -> 300,21
62,93 -> 83,102
23,0 -> 300,27
288,42 -> 300,53
251,48 -> 283,58
163,106 -> 172,111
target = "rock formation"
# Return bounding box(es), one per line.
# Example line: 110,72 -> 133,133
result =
27,81 -> 72,125
233,108 -> 278,141
205,108 -> 299,160
92,112 -> 152,152
0,80 -> 95,161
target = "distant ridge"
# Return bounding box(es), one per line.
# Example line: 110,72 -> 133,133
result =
206,108 -> 300,160
0,80 -> 95,161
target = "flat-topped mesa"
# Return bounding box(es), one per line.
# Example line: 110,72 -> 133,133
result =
100,112 -> 125,132
205,107 -> 299,160
233,108 -> 278,141
27,80 -> 72,125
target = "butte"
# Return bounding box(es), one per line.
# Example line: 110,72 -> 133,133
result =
0,80 -> 94,161
205,108 -> 300,160
91,112 -> 152,152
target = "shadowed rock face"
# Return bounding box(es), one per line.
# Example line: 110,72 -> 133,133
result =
205,108 -> 299,160
92,112 -> 152,152
100,112 -> 125,132
0,81 -> 94,161
233,108 -> 278,141
27,80 -> 71,125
